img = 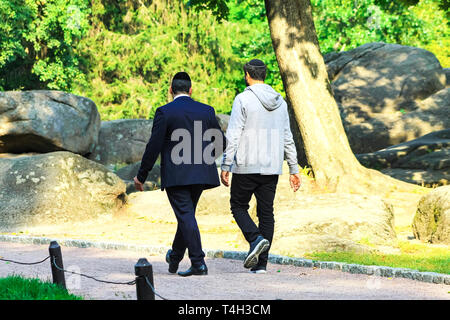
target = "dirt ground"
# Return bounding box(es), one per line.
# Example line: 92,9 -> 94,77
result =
0,242 -> 448,300
5,171 -> 427,257
2,170 -> 444,302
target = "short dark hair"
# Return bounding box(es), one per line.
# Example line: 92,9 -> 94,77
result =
243,59 -> 267,81
171,72 -> 192,94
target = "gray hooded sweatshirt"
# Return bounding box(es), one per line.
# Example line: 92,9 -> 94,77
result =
221,83 -> 299,175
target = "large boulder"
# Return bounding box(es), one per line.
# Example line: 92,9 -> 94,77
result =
357,130 -> 450,168
356,129 -> 450,186
378,168 -> 449,187
88,119 -> 153,166
342,87 -> 450,153
0,91 -> 100,155
0,151 -> 127,228
323,42 -> 448,154
396,149 -> 450,170
412,185 -> 450,244
325,42 -> 446,112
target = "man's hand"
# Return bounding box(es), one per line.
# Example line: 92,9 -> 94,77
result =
221,170 -> 230,187
289,173 -> 301,192
133,176 -> 144,192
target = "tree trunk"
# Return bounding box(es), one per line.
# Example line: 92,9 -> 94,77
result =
264,0 -> 418,193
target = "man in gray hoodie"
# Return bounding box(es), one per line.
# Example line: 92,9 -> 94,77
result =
221,59 -> 301,273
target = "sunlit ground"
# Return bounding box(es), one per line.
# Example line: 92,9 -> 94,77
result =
2,167 -> 448,274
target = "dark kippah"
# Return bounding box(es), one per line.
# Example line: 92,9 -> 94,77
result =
243,59 -> 267,81
173,71 -> 191,81
246,59 -> 266,68
171,71 -> 192,94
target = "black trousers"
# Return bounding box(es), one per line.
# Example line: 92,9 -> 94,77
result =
165,184 -> 205,268
230,173 -> 279,268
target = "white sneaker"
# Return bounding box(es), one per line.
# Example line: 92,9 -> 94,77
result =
250,269 -> 267,274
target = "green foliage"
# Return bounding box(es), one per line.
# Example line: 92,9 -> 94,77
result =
0,0 -> 90,91
0,0 -> 35,90
228,0 -> 283,94
228,0 -> 266,23
1,0 -> 448,119
73,0 -> 247,119
311,0 -> 448,57
410,0 -> 450,67
188,0 -> 229,21
0,275 -> 83,300
224,0 -> 449,99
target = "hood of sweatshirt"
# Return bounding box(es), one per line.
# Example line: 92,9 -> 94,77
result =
245,83 -> 284,111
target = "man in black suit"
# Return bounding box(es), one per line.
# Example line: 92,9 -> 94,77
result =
133,72 -> 224,277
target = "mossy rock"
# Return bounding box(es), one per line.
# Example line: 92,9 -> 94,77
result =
0,151 -> 127,229
412,185 -> 450,244
0,91 -> 100,155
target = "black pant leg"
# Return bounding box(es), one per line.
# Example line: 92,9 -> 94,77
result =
171,223 -> 186,262
166,185 -> 206,267
230,174 -> 260,244
190,184 -> 204,211
253,175 -> 279,267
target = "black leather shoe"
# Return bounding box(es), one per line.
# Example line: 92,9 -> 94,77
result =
166,249 -> 179,274
177,264 -> 208,277
244,236 -> 270,269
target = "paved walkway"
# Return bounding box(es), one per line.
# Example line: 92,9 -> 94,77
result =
0,242 -> 448,300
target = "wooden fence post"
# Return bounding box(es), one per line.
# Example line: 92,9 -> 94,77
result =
135,258 -> 155,300
49,241 -> 66,289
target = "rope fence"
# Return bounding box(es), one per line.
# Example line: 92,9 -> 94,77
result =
50,256 -> 137,286
0,241 -> 168,300
0,256 -> 50,266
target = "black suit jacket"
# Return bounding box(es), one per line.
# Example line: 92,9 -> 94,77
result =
137,96 -> 225,190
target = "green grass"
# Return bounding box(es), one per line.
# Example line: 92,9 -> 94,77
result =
305,242 -> 450,274
0,276 -> 83,300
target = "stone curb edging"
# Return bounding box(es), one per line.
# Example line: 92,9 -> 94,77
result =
1,234 -> 448,285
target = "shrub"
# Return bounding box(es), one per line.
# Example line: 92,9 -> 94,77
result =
1,0 -> 447,119
0,0 -> 90,91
